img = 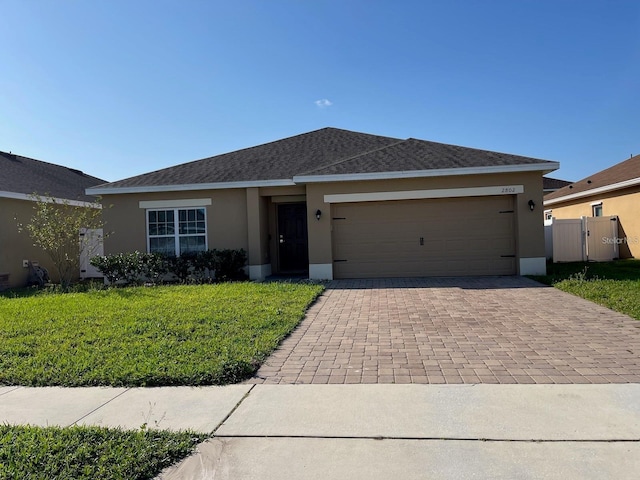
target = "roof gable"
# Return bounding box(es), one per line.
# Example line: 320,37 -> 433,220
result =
0,151 -> 105,202
545,154 -> 640,202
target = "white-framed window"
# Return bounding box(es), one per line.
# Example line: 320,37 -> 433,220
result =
592,202 -> 603,217
544,210 -> 553,221
147,207 -> 207,256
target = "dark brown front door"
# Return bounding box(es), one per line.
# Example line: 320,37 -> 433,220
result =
277,203 -> 309,273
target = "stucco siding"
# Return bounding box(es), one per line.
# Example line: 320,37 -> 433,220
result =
1,198 -> 71,287
103,189 -> 249,256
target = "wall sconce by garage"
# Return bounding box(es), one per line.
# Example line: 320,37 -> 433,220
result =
528,199 -> 536,211
315,209 -> 322,221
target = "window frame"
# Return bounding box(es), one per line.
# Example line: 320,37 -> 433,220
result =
146,206 -> 208,256
591,202 -> 603,217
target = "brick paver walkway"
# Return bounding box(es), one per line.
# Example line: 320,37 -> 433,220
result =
249,277 -> 640,384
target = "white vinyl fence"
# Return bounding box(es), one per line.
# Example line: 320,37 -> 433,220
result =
546,216 -> 619,262
79,228 -> 104,278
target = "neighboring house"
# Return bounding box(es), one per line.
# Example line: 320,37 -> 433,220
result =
543,177 -> 572,194
0,151 -> 105,288
544,153 -> 640,259
87,127 -> 559,280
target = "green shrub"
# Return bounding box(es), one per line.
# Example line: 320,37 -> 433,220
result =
164,254 -> 195,283
90,252 -> 163,285
214,249 -> 248,281
90,249 -> 247,286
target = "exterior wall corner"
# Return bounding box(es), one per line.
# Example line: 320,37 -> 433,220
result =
309,263 -> 333,280
519,257 -> 546,275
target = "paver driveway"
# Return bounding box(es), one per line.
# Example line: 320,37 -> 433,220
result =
249,277 -> 640,385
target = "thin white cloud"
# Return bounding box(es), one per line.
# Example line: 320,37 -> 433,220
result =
314,99 -> 333,108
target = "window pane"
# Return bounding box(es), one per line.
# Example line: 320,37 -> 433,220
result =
149,210 -> 174,236
593,205 -> 603,217
150,237 -> 175,255
179,235 -> 206,254
178,208 -> 205,234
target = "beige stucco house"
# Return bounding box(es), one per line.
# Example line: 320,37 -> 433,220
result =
544,153 -> 640,259
87,128 -> 559,280
0,151 -> 104,289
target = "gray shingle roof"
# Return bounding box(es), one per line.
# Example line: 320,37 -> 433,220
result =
93,127 -> 558,191
543,176 -> 572,192
299,137 -> 554,177
0,151 -> 105,202
101,128 -> 401,188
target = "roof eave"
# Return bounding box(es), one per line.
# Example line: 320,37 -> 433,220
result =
0,190 -> 101,208
86,162 -> 560,195
293,162 -> 560,184
86,179 -> 297,196
544,176 -> 640,206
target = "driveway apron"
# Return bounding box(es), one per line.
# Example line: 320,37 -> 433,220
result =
249,277 -> 640,384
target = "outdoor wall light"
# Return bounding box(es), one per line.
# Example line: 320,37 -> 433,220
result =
528,199 -> 535,211
315,209 -> 322,220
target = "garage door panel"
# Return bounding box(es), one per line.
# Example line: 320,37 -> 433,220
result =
334,245 -> 419,262
443,257 -> 515,276
332,196 -> 516,278
338,260 -> 442,278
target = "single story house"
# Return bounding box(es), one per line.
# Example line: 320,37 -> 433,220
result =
0,151 -> 104,288
87,128 -> 559,280
544,153 -> 640,258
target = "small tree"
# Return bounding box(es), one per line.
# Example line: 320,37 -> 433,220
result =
17,194 -> 104,289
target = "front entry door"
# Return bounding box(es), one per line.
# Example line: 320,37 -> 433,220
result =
277,203 -> 309,273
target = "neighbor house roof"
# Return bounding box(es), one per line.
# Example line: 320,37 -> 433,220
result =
88,127 -> 559,195
0,150 -> 105,203
543,177 -> 572,192
544,154 -> 640,206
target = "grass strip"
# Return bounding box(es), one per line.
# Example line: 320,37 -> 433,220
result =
0,424 -> 207,480
529,259 -> 640,320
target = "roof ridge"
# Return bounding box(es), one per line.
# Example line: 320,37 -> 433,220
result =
297,138 -> 407,176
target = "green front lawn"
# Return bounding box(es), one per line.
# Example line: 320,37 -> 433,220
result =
531,260 -> 640,320
0,425 -> 207,480
0,282 -> 323,386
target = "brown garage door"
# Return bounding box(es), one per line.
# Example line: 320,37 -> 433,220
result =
332,196 -> 516,278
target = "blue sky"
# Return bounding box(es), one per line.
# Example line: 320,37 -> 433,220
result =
1,1 -> 638,183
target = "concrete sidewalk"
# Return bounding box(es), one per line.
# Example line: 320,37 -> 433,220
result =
2,384 -> 640,479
